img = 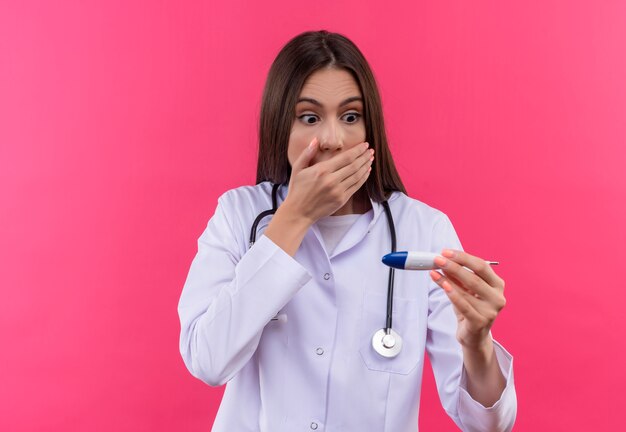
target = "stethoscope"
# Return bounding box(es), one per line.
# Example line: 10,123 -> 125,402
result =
249,183 -> 403,358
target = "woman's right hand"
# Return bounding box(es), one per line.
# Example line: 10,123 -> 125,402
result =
263,137 -> 373,257
283,137 -> 374,225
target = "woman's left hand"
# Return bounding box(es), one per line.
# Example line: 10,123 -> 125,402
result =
429,249 -> 506,351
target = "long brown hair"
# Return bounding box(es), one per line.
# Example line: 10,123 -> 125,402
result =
256,30 -> 406,202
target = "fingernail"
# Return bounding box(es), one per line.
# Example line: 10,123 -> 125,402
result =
442,249 -> 455,258
429,270 -> 441,281
442,281 -> 453,292
434,256 -> 447,267
309,137 -> 317,150
363,142 -> 369,150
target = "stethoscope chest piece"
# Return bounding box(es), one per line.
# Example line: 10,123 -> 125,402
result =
371,328 -> 403,358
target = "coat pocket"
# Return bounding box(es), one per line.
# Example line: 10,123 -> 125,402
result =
358,291 -> 424,375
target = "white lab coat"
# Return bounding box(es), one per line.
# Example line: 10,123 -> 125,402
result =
178,181 -> 517,431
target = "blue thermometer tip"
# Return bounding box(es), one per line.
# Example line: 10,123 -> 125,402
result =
382,251 -> 408,269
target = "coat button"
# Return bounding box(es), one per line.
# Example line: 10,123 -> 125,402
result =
315,347 -> 324,355
323,273 -> 330,280
310,422 -> 318,430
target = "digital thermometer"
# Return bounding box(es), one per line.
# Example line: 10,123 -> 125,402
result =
382,251 -> 499,271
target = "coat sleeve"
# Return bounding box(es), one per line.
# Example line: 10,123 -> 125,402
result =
177,191 -> 312,386
425,212 -> 517,431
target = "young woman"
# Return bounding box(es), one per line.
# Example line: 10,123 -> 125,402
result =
178,30 -> 517,431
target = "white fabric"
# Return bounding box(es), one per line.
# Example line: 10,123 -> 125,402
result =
315,212 -> 363,256
178,181 -> 517,432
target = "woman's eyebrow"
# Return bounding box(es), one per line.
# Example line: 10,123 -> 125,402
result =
296,96 -> 363,107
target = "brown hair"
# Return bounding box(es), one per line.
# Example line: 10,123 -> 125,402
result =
256,30 -> 406,202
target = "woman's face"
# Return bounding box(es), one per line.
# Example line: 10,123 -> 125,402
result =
288,67 -> 366,167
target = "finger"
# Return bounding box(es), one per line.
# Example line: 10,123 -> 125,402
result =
430,270 -> 499,332
430,270 -> 482,308
319,141 -> 370,174
343,159 -> 371,197
434,255 -> 499,302
334,147 -> 374,184
435,270 -> 503,321
442,270 -> 478,297
441,249 -> 504,290
291,137 -> 320,174
430,270 -> 485,323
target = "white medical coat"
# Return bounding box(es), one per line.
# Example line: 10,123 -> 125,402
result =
178,181 -> 517,431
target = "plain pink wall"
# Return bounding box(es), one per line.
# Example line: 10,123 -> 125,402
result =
1,1 -> 625,430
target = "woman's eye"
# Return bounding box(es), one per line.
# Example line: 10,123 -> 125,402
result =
342,112 -> 361,123
299,114 -> 319,124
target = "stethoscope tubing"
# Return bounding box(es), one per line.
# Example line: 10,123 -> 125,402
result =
380,200 -> 396,332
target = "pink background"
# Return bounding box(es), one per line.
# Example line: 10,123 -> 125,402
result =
1,1 -> 625,430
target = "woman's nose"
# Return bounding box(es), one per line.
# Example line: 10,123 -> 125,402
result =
318,122 -> 344,151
